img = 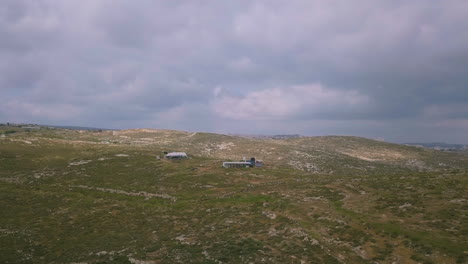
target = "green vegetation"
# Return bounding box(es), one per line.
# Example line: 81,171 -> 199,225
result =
0,126 -> 467,263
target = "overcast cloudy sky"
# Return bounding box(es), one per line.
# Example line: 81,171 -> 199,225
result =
1,0 -> 468,143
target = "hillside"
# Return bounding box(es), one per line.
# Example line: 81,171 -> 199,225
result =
1,126 -> 467,263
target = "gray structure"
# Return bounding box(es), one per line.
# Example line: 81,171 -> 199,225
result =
222,161 -> 252,168
222,157 -> 263,168
165,152 -> 188,159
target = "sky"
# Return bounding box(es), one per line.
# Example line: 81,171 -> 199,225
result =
1,0 -> 468,143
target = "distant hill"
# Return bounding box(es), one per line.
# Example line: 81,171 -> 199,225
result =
0,123 -> 112,131
229,133 -> 303,139
46,125 -> 115,131
41,127 -> 465,175
405,142 -> 468,151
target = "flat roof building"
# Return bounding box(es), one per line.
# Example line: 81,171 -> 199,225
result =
165,152 -> 188,159
222,161 -> 252,168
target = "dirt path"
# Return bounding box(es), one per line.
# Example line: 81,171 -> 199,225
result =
69,185 -> 177,201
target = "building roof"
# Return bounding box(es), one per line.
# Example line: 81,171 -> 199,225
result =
165,152 -> 187,157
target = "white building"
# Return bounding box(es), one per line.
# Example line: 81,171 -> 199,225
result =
222,161 -> 252,168
165,152 -> 188,159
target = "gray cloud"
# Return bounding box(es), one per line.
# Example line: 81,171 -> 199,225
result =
1,0 -> 468,143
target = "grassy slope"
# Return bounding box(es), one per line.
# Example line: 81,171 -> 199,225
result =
0,126 -> 467,264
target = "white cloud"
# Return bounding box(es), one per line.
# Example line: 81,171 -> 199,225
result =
423,104 -> 468,118
213,83 -> 369,120
228,56 -> 257,72
433,119 -> 468,129
1,100 -> 82,122
1,0 -> 468,143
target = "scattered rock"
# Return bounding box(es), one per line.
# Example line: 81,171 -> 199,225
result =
288,160 -> 320,172
202,250 -> 222,264
303,196 -> 323,201
268,228 -> 279,236
216,142 -> 235,150
69,160 -> 92,166
69,185 -> 177,201
175,234 -> 196,245
353,246 -> 368,259
128,257 -> 157,264
398,203 -> 412,209
262,210 -> 277,220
